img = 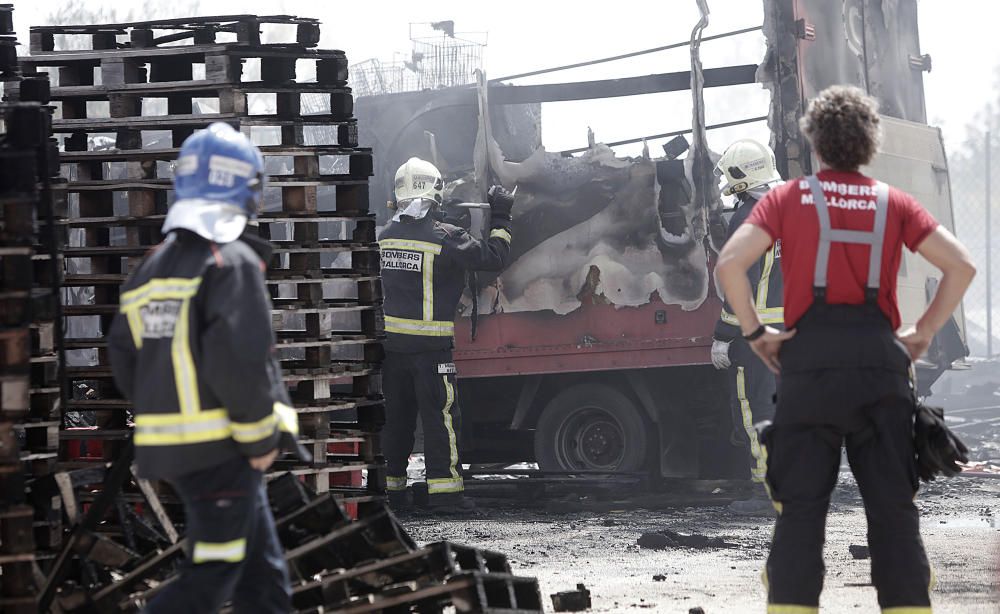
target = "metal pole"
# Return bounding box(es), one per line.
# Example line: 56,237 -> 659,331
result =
987,131 -> 993,358
491,25 -> 764,83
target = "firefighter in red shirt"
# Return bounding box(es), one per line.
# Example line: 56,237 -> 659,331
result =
716,85 -> 976,613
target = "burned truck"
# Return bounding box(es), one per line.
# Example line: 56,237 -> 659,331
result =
358,0 -> 966,478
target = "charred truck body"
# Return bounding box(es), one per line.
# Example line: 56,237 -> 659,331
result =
361,0 -> 966,478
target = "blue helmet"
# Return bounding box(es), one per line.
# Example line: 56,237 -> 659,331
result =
173,122 -> 265,217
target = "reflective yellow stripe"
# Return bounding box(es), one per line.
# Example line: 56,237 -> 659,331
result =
379,238 -> 442,254
422,251 -> 435,321
119,277 -> 202,308
135,404 -> 293,446
721,308 -> 784,327
760,438 -> 782,514
441,375 -> 460,481
757,245 -> 776,310
490,228 -> 512,244
427,477 -> 464,494
231,413 -> 278,444
125,309 -> 144,349
274,402 -> 299,435
386,476 -> 407,491
737,368 -> 767,483
134,409 -> 231,446
172,295 -> 201,414
767,606 -> 818,614
192,538 -> 246,564
384,315 -> 454,337
882,608 -> 932,614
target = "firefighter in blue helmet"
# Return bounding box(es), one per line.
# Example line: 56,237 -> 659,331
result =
379,157 -> 515,511
109,122 -> 305,613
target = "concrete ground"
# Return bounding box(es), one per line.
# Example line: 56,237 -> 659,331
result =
400,475 -> 1000,613
398,365 -> 1000,613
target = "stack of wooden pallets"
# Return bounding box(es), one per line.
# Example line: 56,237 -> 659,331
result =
6,14 -> 384,512
0,4 -> 66,611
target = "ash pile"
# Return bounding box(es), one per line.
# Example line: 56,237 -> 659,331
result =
0,12 -> 543,613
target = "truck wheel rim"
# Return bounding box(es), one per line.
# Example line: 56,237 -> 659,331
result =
555,407 -> 625,470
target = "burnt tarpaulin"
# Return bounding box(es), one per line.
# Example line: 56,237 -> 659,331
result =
481,144 -> 708,315
367,18 -> 722,318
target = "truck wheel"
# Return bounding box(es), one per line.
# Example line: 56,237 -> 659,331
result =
534,384 -> 649,472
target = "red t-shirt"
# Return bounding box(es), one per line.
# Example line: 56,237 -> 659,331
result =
746,170 -> 938,330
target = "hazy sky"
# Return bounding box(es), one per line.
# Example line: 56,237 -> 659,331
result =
9,0 -> 999,156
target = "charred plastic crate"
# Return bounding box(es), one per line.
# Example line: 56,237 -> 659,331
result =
11,14 -> 383,514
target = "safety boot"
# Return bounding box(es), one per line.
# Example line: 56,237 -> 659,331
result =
727,484 -> 777,517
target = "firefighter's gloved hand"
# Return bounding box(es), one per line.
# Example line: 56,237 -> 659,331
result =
711,338 -> 731,370
487,185 -> 515,221
914,403 -> 969,482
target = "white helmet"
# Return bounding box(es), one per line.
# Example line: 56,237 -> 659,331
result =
393,157 -> 443,205
715,139 -> 782,196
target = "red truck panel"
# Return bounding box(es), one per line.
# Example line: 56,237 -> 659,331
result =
453,296 -> 723,378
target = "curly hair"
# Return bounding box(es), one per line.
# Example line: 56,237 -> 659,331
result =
799,85 -> 881,172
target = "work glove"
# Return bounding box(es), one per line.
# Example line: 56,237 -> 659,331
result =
914,403 -> 969,482
487,185 -> 515,221
710,338 -> 731,370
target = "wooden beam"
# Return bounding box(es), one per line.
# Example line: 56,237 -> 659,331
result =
490,64 -> 759,105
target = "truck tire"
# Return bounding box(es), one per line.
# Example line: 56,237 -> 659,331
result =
534,383 -> 649,472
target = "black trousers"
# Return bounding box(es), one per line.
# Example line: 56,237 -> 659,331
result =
382,349 -> 464,495
727,340 -> 777,483
144,457 -> 292,613
763,367 -> 931,612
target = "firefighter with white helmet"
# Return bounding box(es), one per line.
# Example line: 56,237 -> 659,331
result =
379,157 -> 515,511
711,139 -> 784,515
716,138 -> 782,196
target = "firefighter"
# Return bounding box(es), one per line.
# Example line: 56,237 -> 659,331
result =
716,85 -> 975,613
379,157 -> 514,511
109,123 -> 305,613
710,139 -> 784,515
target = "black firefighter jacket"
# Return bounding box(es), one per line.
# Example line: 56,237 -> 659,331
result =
714,195 -> 784,342
108,230 -> 300,480
379,213 -> 513,353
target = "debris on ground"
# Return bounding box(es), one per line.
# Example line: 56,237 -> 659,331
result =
637,530 -> 739,550
959,461 -> 1000,477
849,544 -> 870,559
551,583 -> 593,612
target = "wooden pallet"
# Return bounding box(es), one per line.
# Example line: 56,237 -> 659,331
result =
29,15 -> 325,54
0,47 -> 68,573
0,506 -> 39,600
292,540 -> 515,610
